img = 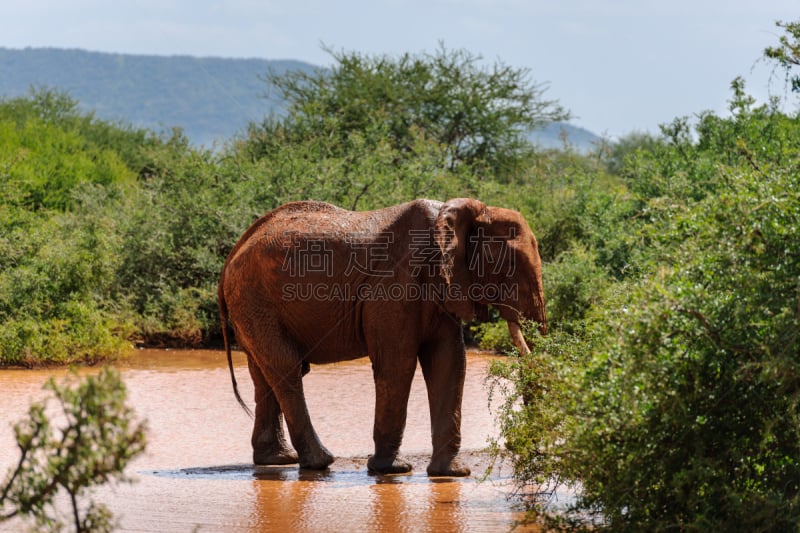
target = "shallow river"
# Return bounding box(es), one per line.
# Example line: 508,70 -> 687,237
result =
0,350 -> 536,532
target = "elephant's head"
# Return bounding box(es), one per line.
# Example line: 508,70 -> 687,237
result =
434,198 -> 546,355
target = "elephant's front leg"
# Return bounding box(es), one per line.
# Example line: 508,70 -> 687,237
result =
247,356 -> 298,465
367,351 -> 417,475
418,319 -> 471,477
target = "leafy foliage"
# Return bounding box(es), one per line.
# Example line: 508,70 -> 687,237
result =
764,20 -> 800,94
0,90 -> 144,364
570,150 -> 800,529
0,368 -> 146,532
489,27 -> 800,529
0,89 -> 138,211
247,45 -> 568,181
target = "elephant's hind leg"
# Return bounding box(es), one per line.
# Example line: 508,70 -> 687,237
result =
247,332 -> 333,470
270,364 -> 334,469
247,356 -> 298,465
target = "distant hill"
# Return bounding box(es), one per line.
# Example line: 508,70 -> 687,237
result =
0,47 -> 599,150
530,122 -> 602,152
0,47 -> 315,146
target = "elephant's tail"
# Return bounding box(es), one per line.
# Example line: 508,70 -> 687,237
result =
218,277 -> 253,418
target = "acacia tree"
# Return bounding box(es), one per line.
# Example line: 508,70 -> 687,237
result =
246,45 -> 569,181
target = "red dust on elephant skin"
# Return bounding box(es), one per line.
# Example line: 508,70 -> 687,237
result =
218,198 -> 546,476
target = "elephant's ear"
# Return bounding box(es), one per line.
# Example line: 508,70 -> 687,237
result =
434,198 -> 490,319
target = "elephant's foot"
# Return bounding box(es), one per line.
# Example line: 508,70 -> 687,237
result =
367,455 -> 413,475
253,446 -> 299,466
427,456 -> 471,477
298,445 -> 335,470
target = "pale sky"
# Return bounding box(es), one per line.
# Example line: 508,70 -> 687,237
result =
1,1 -> 796,137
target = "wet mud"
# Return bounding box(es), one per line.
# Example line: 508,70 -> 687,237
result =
0,350 -> 537,532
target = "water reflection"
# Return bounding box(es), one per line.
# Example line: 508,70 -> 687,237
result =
368,481 -> 409,532
253,465 -> 336,483
0,349 -> 537,532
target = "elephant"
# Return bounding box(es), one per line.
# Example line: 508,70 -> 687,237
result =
218,198 -> 546,476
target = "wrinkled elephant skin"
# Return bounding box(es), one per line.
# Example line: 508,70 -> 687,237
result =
218,198 -> 546,476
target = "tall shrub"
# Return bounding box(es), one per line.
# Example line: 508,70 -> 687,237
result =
492,74 -> 800,530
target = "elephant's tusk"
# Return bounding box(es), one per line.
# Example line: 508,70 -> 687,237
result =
507,321 -> 531,355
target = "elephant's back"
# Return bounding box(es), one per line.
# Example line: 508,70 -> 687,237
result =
222,199 -> 440,275
223,201 -> 340,265
241,201 -> 344,240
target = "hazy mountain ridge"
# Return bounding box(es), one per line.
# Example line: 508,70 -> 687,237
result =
529,122 -> 602,151
0,47 -> 315,145
0,47 -> 599,149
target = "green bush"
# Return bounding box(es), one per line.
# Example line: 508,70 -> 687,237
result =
0,89 -> 139,211
544,246 -> 609,329
0,368 -> 146,532
0,204 -> 131,365
471,320 -> 515,354
491,75 -> 800,530
488,325 -> 586,502
567,162 -> 800,528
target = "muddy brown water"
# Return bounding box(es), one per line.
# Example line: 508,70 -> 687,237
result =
0,350 -> 538,532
